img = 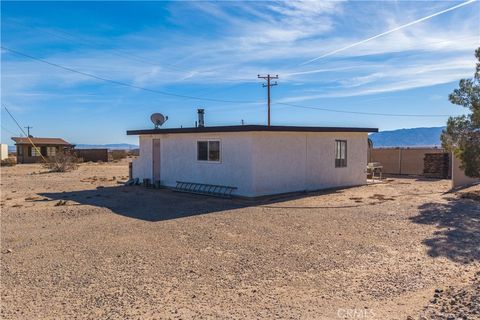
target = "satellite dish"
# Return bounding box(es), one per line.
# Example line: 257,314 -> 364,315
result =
150,113 -> 168,129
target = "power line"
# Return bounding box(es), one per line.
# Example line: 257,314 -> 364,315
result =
2,48 -> 457,118
276,102 -> 454,118
2,46 -> 257,104
3,106 -> 49,163
6,18 -> 263,91
1,124 -> 22,136
300,0 -> 477,65
6,18 -> 189,73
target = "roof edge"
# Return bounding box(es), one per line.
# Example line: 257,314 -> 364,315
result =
127,125 -> 378,135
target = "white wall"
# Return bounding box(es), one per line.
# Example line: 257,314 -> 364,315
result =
0,144 -> 8,161
251,132 -> 368,196
131,131 -> 368,197
134,132 -> 255,196
132,135 -> 153,180
452,153 -> 479,188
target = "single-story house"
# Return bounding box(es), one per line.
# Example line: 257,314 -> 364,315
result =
12,137 -> 75,164
127,125 -> 378,197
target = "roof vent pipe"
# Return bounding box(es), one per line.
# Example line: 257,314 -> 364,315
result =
197,109 -> 205,127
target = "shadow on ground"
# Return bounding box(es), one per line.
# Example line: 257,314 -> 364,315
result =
410,197 -> 480,263
39,185 -> 346,222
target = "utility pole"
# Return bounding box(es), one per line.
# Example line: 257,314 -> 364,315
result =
258,74 -> 278,126
24,126 -> 33,137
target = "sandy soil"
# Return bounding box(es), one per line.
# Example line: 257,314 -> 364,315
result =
1,161 -> 479,319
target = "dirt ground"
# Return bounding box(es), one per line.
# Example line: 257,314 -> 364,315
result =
1,161 -> 479,319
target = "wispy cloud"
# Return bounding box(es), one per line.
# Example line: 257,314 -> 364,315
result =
2,0 -> 479,105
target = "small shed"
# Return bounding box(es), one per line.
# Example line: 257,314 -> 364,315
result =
127,125 -> 378,197
12,137 -> 74,164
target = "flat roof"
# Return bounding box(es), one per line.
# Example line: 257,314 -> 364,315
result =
127,125 -> 378,136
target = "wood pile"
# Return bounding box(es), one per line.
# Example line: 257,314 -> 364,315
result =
424,153 -> 450,178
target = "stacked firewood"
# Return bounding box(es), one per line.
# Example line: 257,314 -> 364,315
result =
423,153 -> 450,178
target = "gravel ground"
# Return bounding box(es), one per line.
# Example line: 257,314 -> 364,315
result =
1,161 -> 479,319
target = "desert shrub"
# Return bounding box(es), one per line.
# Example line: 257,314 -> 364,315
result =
1,158 -> 16,167
110,150 -> 128,160
128,149 -> 139,157
43,152 -> 79,172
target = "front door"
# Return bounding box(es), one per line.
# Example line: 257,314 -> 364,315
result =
152,139 -> 161,183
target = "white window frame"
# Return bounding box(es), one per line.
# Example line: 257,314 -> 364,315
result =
47,146 -> 57,157
335,140 -> 347,168
196,139 -> 221,163
31,146 -> 41,157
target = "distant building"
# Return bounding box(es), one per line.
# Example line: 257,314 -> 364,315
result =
12,137 -> 74,164
0,144 -> 8,161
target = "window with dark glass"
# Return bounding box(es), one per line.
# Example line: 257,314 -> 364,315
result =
197,141 -> 208,161
335,140 -> 347,167
197,140 -> 220,162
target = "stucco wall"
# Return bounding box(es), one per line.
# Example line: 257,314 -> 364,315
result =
251,132 -> 367,196
132,131 -> 368,197
132,135 -> 153,180
452,154 -> 479,188
133,132 -> 255,196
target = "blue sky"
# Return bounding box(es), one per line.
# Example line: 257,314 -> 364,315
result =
1,0 -> 479,145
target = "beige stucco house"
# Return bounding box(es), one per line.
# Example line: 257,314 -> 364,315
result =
127,125 -> 378,197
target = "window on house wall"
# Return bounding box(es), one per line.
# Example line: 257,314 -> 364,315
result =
197,140 -> 221,162
17,146 -> 23,156
47,146 -> 56,157
30,146 -> 41,157
335,140 -> 347,167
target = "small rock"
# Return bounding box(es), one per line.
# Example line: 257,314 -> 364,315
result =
5,248 -> 13,253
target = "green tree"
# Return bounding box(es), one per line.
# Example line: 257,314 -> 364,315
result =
441,47 -> 480,177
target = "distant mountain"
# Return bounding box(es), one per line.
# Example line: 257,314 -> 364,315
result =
74,143 -> 139,150
369,127 -> 445,148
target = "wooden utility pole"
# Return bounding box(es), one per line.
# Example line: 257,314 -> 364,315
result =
258,74 -> 278,126
24,126 -> 33,137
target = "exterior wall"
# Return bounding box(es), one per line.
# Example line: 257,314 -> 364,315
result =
0,144 -> 8,161
132,131 -> 368,197
452,154 -> 479,188
370,148 -> 445,175
132,135 -> 154,181
16,145 -> 44,164
15,145 -> 71,164
133,132 -> 254,196
251,132 -> 367,196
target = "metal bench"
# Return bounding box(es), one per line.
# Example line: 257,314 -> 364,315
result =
174,181 -> 237,198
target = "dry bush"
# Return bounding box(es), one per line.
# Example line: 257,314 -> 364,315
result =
128,149 -> 140,157
1,158 -> 17,167
110,150 -> 128,160
43,152 -> 79,172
